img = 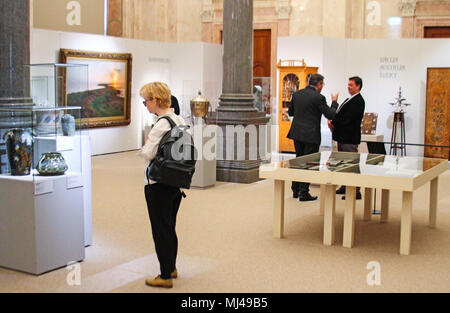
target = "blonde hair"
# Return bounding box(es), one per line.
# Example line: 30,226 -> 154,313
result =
139,82 -> 171,108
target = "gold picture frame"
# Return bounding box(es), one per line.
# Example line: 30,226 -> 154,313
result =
60,49 -> 132,128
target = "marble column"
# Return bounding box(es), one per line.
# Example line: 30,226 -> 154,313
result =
207,0 -> 270,184
0,0 -> 33,173
0,0 -> 32,105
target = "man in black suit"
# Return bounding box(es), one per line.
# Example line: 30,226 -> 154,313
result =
328,76 -> 365,199
288,74 -> 339,202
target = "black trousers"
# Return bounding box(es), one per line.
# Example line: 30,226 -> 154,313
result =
337,142 -> 358,153
144,183 -> 182,279
292,140 -> 320,195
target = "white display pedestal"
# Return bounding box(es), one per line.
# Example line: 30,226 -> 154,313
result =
0,173 -> 85,275
191,158 -> 216,188
34,135 -> 92,246
191,123 -> 216,188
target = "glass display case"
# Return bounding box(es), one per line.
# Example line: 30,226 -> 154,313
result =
0,63 -> 88,188
283,151 -> 444,178
253,76 -> 271,114
0,63 -> 89,275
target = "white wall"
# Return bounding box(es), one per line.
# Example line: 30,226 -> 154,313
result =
344,38 -> 450,156
277,36 -> 336,148
30,29 -> 222,155
277,36 -> 450,156
202,43 -> 223,112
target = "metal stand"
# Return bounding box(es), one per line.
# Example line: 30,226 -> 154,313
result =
390,112 -> 406,156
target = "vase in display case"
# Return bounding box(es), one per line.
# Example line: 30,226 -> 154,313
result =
34,109 -> 63,136
3,128 -> 34,176
36,152 -> 68,176
61,114 -> 76,136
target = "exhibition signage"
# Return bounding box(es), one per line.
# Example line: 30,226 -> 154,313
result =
33,0 -> 105,35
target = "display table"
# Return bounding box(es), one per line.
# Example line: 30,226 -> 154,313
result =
259,152 -> 448,255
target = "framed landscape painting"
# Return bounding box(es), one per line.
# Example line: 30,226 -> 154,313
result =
60,49 -> 132,128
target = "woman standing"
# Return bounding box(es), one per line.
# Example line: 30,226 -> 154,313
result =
139,82 -> 186,288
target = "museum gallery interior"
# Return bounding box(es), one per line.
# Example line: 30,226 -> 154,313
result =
0,0 -> 450,293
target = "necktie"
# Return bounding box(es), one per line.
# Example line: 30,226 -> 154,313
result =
336,98 -> 349,113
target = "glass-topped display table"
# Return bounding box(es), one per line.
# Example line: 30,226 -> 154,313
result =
259,151 -> 448,255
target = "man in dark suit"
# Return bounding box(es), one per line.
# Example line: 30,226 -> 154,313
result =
328,76 -> 365,199
288,74 -> 339,202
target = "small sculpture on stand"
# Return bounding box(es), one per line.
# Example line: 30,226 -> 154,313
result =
389,87 -> 411,113
389,87 -> 410,156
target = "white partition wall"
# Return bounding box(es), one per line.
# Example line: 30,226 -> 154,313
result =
343,39 -> 450,156
30,29 -> 223,156
277,36 -> 450,157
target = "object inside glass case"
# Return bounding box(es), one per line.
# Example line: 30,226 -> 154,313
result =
287,152 -> 384,173
0,63 -> 87,178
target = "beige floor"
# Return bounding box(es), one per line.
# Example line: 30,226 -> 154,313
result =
1,151 -> 450,293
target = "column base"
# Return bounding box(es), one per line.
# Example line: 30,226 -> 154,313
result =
216,166 -> 262,184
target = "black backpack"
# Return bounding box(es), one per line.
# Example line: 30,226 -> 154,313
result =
146,116 -> 197,189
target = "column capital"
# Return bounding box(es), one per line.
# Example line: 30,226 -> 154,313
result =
276,0 -> 291,20
201,1 -> 214,23
400,0 -> 417,17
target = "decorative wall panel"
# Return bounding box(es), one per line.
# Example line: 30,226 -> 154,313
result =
424,68 -> 450,159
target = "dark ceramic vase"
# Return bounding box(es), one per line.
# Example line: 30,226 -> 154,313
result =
36,152 -> 68,176
3,128 -> 34,175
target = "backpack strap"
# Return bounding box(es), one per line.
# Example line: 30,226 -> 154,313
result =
147,115 -> 177,185
156,115 -> 176,129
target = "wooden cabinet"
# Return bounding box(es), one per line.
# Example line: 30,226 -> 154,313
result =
277,60 -> 318,153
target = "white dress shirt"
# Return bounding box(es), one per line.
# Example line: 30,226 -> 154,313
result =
139,110 -> 186,184
336,92 -> 360,113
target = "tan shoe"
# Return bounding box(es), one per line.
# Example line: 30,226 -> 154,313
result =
145,275 -> 173,288
171,268 -> 178,279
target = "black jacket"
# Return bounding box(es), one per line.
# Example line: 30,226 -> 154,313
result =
331,93 -> 365,144
287,86 -> 338,144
